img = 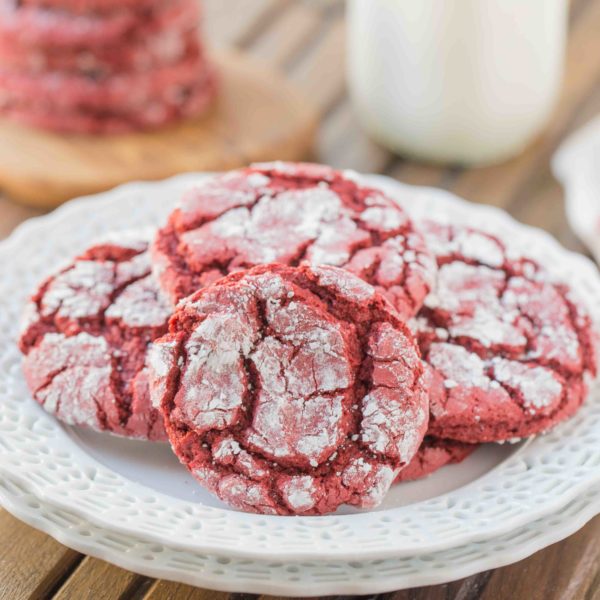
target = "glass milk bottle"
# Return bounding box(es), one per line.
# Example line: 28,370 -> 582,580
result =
347,0 -> 568,165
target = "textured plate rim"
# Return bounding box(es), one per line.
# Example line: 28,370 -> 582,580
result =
0,467 -> 598,596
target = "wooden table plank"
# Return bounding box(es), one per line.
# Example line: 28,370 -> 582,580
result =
143,580 -> 229,600
388,162 -> 450,189
288,18 -> 346,115
0,511 -> 81,600
569,0 -> 593,25
203,0 -> 288,50
249,2 -> 323,69
259,597 -> 336,600
319,101 -> 393,172
387,573 -> 493,600
390,517 -> 600,600
52,557 -> 145,600
477,515 -> 600,600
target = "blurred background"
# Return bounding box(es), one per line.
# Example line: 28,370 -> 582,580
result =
200,0 -> 600,265
1,0 -> 598,263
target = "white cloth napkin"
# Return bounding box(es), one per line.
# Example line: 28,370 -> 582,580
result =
553,116 -> 600,263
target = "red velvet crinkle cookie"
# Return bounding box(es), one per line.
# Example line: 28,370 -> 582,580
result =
395,437 -> 477,483
1,70 -> 216,134
0,0 -> 198,49
0,46 -> 211,113
0,25 -> 200,76
152,162 -> 436,318
149,263 -> 429,515
19,231 -> 172,441
414,221 -> 598,443
19,0 -> 165,14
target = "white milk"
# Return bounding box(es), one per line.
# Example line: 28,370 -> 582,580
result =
347,0 -> 568,165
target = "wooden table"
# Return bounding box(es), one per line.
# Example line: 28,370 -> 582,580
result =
2,1 -> 600,598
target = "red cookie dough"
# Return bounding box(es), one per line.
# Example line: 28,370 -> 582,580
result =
0,0 -> 198,50
19,231 -> 172,440
0,0 -> 216,133
395,437 -> 477,483
152,162 -> 436,319
414,221 -> 598,443
1,69 -> 216,134
149,263 -> 429,515
0,45 -> 211,113
0,25 -> 201,76
19,0 -> 165,14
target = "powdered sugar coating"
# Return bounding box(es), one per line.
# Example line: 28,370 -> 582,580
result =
277,475 -> 319,513
39,260 -> 114,321
150,263 -> 429,515
361,322 -> 427,460
152,162 -> 436,319
24,332 -> 116,429
19,231 -> 172,441
417,221 -> 597,442
105,275 -> 171,328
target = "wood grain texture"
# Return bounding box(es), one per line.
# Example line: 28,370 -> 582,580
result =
475,515 -> 600,600
0,51 -> 317,208
250,2 -> 321,69
1,0 -> 600,598
52,557 -> 145,600
143,580 -> 230,600
203,0 -> 287,50
289,18 -> 346,114
320,100 -> 392,173
0,510 -> 81,600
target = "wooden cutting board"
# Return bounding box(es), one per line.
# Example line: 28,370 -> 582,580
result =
0,51 -> 318,208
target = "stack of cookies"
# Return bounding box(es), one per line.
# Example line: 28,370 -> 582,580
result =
19,162 -> 598,515
0,0 -> 217,133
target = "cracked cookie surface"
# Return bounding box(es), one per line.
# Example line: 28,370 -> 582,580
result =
149,263 -> 429,515
152,162 -> 436,319
19,231 -> 172,440
414,221 -> 598,443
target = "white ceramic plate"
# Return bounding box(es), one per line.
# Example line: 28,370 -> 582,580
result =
1,172 -> 599,561
1,467 -> 599,595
